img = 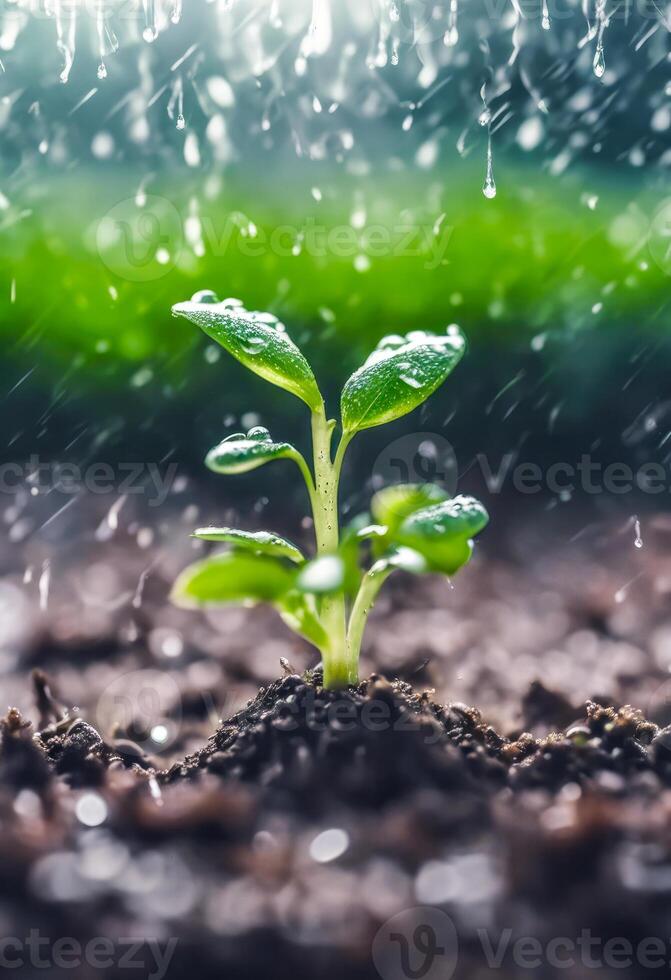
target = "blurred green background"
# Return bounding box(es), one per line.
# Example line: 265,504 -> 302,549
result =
2,0 -> 670,511
2,156 -> 668,478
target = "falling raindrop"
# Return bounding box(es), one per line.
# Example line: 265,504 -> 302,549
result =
482,133 -> 497,199
143,0 -> 158,42
634,517 -> 643,548
541,0 -> 551,30
592,0 -> 607,77
444,0 -> 459,46
38,561 -> 51,612
300,0 -> 332,58
55,1 -> 76,84
96,4 -> 108,80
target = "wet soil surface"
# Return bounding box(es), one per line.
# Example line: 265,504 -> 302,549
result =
4,666 -> 671,979
3,494 -> 671,977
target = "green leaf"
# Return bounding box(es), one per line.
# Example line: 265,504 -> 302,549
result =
172,296 -> 322,411
276,591 -> 328,649
371,483 -> 450,534
341,327 -> 466,434
205,426 -> 300,475
193,526 -> 304,563
393,494 -> 488,574
171,552 -> 294,608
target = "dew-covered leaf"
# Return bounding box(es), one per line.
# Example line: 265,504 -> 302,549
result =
171,552 -> 294,607
393,494 -> 488,574
206,426 -> 300,475
172,295 -> 322,410
371,482 -> 450,533
192,526 -> 304,563
341,327 -> 466,434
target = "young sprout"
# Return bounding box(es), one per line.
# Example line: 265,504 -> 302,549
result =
170,293 -> 488,689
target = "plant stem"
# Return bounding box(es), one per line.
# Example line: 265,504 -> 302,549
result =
290,450 -> 318,514
346,564 -> 391,677
310,407 -> 351,688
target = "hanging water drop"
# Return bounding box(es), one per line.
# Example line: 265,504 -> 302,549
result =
593,42 -> 605,77
478,84 -> 491,126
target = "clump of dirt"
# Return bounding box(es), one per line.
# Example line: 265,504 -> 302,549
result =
4,670 -> 671,980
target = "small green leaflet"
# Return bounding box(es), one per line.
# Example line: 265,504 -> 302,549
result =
393,495 -> 489,574
206,426 -> 300,475
277,592 -> 328,649
341,327 -> 466,434
173,552 -> 327,647
192,526 -> 304,563
172,296 -> 323,411
371,483 -> 450,533
171,551 -> 294,607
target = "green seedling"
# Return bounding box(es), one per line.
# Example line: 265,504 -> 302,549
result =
171,293 -> 488,689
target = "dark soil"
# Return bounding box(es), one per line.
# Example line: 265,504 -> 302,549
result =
3,667 -> 671,979
3,495 -> 671,977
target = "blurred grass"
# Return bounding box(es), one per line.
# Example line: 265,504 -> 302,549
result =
1,156 -> 669,467
1,155 -> 666,374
